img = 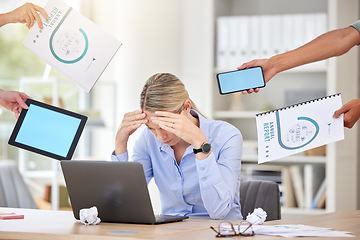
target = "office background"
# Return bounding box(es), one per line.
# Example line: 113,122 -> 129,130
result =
0,0 -> 359,219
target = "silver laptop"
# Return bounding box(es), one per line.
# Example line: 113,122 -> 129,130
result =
60,160 -> 188,224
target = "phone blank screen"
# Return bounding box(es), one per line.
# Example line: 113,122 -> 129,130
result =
14,104 -> 82,157
217,67 -> 265,94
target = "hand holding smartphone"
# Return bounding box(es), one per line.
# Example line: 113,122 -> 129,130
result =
216,66 -> 265,95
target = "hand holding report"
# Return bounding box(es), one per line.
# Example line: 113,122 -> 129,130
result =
256,94 -> 344,163
23,0 -> 122,92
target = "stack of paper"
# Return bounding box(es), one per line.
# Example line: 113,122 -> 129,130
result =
250,225 -> 355,238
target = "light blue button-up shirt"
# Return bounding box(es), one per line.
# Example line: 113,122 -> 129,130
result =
111,110 -> 243,220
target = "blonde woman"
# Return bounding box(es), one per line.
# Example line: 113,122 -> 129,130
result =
112,73 -> 243,220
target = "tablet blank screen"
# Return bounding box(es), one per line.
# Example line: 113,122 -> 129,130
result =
14,104 -> 82,158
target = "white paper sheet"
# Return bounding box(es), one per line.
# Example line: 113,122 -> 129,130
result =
251,225 -> 355,238
23,0 -> 122,92
223,224 -> 355,238
256,93 -> 344,163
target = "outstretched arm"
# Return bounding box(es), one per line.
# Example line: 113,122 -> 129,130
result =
268,26 -> 360,73
238,24 -> 360,93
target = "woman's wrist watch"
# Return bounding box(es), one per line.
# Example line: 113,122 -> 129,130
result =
193,142 -> 211,154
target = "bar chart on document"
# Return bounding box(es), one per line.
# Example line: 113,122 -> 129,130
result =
23,0 -> 122,92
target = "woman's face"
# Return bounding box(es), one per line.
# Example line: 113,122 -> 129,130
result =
144,110 -> 181,146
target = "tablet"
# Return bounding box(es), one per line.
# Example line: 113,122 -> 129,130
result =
8,99 -> 87,160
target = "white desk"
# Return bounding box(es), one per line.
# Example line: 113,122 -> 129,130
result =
0,207 -> 359,240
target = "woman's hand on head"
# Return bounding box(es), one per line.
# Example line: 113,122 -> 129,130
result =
115,109 -> 147,155
151,111 -> 208,149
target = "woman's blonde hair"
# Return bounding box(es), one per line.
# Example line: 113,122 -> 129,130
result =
140,73 -> 200,114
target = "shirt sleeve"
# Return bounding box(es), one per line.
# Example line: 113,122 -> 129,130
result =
351,20 -> 360,33
111,150 -> 129,162
350,20 -> 360,45
111,129 -> 154,183
196,127 -> 242,219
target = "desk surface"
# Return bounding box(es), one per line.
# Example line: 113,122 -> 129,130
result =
0,207 -> 359,240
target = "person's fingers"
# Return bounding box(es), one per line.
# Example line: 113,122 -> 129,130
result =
247,89 -> 254,94
33,4 -> 49,20
158,122 -> 175,132
31,7 -> 43,29
333,106 -> 347,119
333,110 -> 341,119
122,118 -> 147,129
152,114 -> 179,126
26,11 -> 34,28
237,62 -> 252,70
344,120 -> 354,128
18,93 -> 30,109
14,94 -> 28,110
29,12 -> 35,28
124,110 -> 146,122
19,92 -> 30,100
12,106 -> 22,119
24,13 -> 31,28
153,111 -> 181,121
237,60 -> 258,70
124,122 -> 142,133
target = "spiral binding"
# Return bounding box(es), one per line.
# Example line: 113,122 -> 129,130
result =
255,93 -> 341,117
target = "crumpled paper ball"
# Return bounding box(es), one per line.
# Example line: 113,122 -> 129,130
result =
246,208 -> 267,225
80,206 -> 101,225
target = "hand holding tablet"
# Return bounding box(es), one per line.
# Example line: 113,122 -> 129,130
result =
8,99 -> 87,160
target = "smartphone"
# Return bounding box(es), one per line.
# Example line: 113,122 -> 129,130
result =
216,66 -> 265,95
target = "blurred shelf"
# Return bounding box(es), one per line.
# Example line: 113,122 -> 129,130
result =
214,64 -> 327,75
87,117 -> 106,127
242,155 -> 326,164
213,111 -> 258,119
24,170 -> 62,179
281,207 -> 327,216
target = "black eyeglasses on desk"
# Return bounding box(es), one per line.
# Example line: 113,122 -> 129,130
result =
210,221 -> 255,237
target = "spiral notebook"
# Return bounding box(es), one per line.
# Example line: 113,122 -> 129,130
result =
256,93 -> 344,163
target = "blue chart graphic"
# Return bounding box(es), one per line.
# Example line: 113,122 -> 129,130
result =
275,111 -> 319,150
49,8 -> 88,64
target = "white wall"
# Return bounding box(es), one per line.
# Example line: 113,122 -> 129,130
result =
113,0 -> 182,114
327,0 -> 360,211
87,0 -> 183,161
112,0 -> 184,214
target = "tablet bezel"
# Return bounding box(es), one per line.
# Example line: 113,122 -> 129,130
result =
8,98 -> 88,160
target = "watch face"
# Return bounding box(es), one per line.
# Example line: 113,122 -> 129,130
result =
202,143 -> 211,153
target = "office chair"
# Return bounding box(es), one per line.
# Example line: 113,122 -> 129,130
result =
240,180 -> 281,221
0,160 -> 37,209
